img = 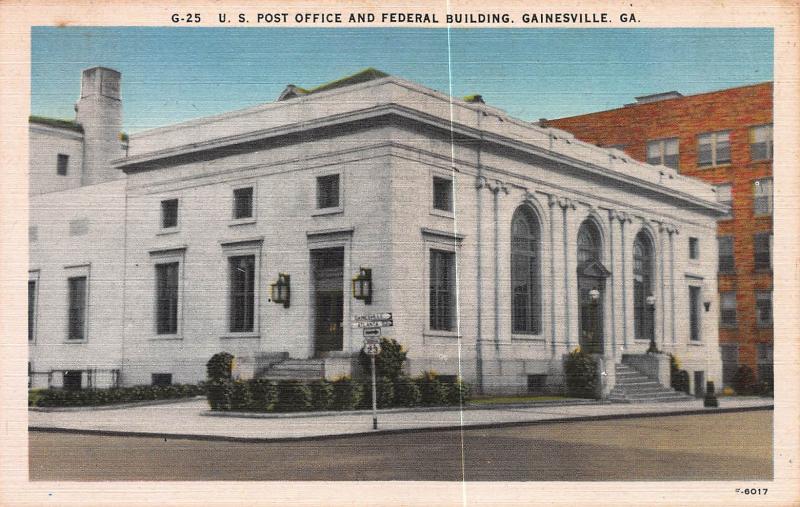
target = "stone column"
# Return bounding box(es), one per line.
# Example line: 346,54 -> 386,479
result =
559,196 -> 579,350
611,211 -> 633,349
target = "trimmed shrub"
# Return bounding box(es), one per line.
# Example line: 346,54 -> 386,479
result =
358,337 -> 407,380
207,381 -> 233,411
564,348 -> 599,399
415,371 -> 449,406
274,380 -> 312,412
393,376 -> 421,407
732,364 -> 757,395
229,380 -> 253,411
330,376 -> 363,411
675,370 -> 690,394
358,376 -> 394,409
442,377 -> 471,406
31,383 -> 205,408
248,379 -> 277,412
206,352 -> 234,383
308,379 -> 334,411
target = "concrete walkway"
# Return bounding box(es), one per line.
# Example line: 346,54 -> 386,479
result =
28,397 -> 772,442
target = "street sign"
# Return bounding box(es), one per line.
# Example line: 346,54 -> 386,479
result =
351,312 -> 393,328
364,343 -> 381,356
363,327 -> 381,339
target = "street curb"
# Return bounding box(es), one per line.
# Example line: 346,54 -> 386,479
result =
201,398 -> 605,419
29,404 -> 773,444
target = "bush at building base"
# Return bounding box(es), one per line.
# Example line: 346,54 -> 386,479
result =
732,364 -> 757,395
564,348 -> 600,399
247,379 -> 277,412
309,379 -> 334,411
229,380 -> 253,411
275,380 -> 312,412
207,381 -> 233,411
669,354 -> 690,394
414,371 -> 449,406
441,377 -> 471,406
392,376 -> 422,407
358,376 -> 394,409
330,376 -> 363,411
357,337 -> 407,380
32,383 -> 207,408
206,352 -> 234,383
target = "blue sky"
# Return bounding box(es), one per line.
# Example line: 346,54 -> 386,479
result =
31,27 -> 773,133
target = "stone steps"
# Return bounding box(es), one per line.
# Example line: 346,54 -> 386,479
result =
610,363 -> 694,403
258,357 -> 325,380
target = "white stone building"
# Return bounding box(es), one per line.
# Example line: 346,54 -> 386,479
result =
29,67 -> 726,397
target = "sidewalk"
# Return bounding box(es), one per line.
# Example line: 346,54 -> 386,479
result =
29,397 -> 772,442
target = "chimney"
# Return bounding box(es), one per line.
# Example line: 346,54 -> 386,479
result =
75,67 -> 123,185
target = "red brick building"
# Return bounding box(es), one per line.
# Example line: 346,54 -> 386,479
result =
546,82 -> 773,388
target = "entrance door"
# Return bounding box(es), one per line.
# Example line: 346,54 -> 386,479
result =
578,278 -> 604,354
311,248 -> 344,354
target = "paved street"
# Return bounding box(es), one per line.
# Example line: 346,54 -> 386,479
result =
30,410 -> 772,481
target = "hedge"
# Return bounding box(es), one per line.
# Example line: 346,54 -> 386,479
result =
564,348 -> 600,399
31,383 -> 206,408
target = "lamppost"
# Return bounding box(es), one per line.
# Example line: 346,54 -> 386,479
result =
646,294 -> 659,353
589,288 -> 600,354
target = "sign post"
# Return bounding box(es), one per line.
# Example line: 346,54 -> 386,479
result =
363,335 -> 381,430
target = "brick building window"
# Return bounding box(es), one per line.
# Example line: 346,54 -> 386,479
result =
718,236 -> 735,274
432,176 -> 453,212
646,138 -> 679,169
233,187 -> 254,219
429,249 -> 456,331
755,291 -> 772,328
57,153 -> 69,176
749,124 -> 773,161
715,183 -> 733,220
161,199 -> 179,229
753,178 -> 773,216
67,276 -> 87,340
316,174 -> 340,209
720,291 -> 737,328
753,233 -> 772,271
689,237 -> 699,260
697,131 -> 730,167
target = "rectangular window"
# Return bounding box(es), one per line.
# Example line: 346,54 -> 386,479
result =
229,255 -> 255,333
697,131 -> 731,167
28,280 -> 37,341
57,153 -> 69,176
715,183 -> 733,220
755,291 -> 772,328
718,236 -> 735,274
754,233 -> 772,271
233,187 -> 254,219
67,276 -> 87,340
63,370 -> 83,391
720,291 -> 737,328
753,178 -> 773,216
432,176 -> 453,212
646,138 -> 679,169
161,199 -> 179,229
316,174 -> 340,209
689,286 -> 701,341
155,262 -> 179,334
749,124 -> 773,161
151,373 -> 173,386
429,249 -> 455,331
689,237 -> 699,260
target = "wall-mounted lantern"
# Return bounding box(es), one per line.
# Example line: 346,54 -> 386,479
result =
352,267 -> 372,305
589,288 -> 600,302
270,273 -> 290,308
703,299 -> 712,312
702,280 -> 712,312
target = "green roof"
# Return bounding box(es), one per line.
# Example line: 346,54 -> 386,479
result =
280,68 -> 390,101
29,115 -> 83,133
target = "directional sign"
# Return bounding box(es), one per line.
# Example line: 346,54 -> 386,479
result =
363,327 -> 382,339
364,343 -> 381,356
351,312 -> 393,328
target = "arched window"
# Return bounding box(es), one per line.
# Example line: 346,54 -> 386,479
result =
633,231 -> 655,341
511,206 -> 541,334
577,220 -> 602,265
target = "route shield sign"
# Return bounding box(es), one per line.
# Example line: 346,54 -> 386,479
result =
364,343 -> 381,356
